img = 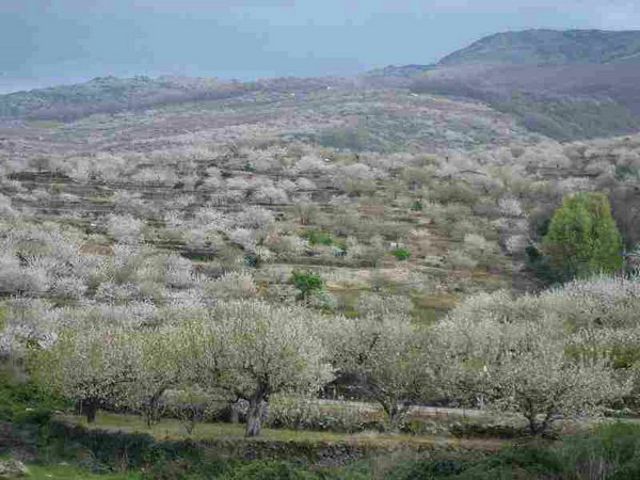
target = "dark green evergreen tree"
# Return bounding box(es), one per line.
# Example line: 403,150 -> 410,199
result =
543,192 -> 623,281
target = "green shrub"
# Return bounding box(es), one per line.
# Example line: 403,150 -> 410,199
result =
0,370 -> 68,426
302,230 -> 347,255
218,461 -> 319,480
615,165 -> 640,181
479,446 -> 564,476
391,248 -> 411,261
377,423 -> 640,479
141,457 -> 230,480
303,230 -> 334,247
386,459 -> 467,480
559,422 -> 640,479
289,270 -> 325,300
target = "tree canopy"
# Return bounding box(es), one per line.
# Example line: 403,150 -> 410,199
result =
543,192 -> 623,281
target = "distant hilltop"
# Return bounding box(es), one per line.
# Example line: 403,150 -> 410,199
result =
438,29 -> 640,66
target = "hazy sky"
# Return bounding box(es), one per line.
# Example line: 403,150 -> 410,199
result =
1,0 -> 639,92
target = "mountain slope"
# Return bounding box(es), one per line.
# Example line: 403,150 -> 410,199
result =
439,29 -> 640,66
403,29 -> 640,141
0,75 -> 345,121
410,63 -> 640,140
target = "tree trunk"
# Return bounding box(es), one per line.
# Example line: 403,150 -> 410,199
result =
245,396 -> 267,437
82,398 -> 98,423
230,399 -> 244,424
230,405 -> 240,424
526,411 -> 543,436
382,399 -> 405,431
144,388 -> 166,428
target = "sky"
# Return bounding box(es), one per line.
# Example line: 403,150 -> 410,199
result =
1,0 -> 640,93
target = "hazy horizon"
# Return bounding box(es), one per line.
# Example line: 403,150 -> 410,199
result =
2,0 -> 640,94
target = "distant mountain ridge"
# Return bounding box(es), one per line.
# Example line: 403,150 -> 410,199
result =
4,28 -> 640,143
438,29 -> 640,66
365,64 -> 436,78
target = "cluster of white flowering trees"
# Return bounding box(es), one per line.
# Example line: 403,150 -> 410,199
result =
433,277 -> 640,434
437,311 -> 621,434
23,274 -> 638,438
29,300 -> 335,437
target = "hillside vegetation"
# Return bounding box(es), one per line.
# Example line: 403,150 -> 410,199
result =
410,63 -> 640,140
0,83 -> 537,154
0,75 -> 344,122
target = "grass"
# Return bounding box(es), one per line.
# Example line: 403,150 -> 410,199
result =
57,412 -> 507,452
26,464 -> 141,479
28,120 -> 63,129
87,195 -> 115,205
413,292 -> 460,311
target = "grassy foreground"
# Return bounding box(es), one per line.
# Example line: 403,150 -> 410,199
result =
3,376 -> 640,478
16,421 -> 640,479
25,464 -> 140,480
57,412 -> 506,452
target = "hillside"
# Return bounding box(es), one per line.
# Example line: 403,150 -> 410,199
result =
0,82 -> 539,155
439,29 -> 640,66
0,75 -> 345,121
336,28 -> 640,141
410,63 -> 640,140
403,30 -> 640,141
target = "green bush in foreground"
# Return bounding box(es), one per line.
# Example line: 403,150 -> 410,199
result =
0,369 -> 68,426
383,423 -> 640,480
